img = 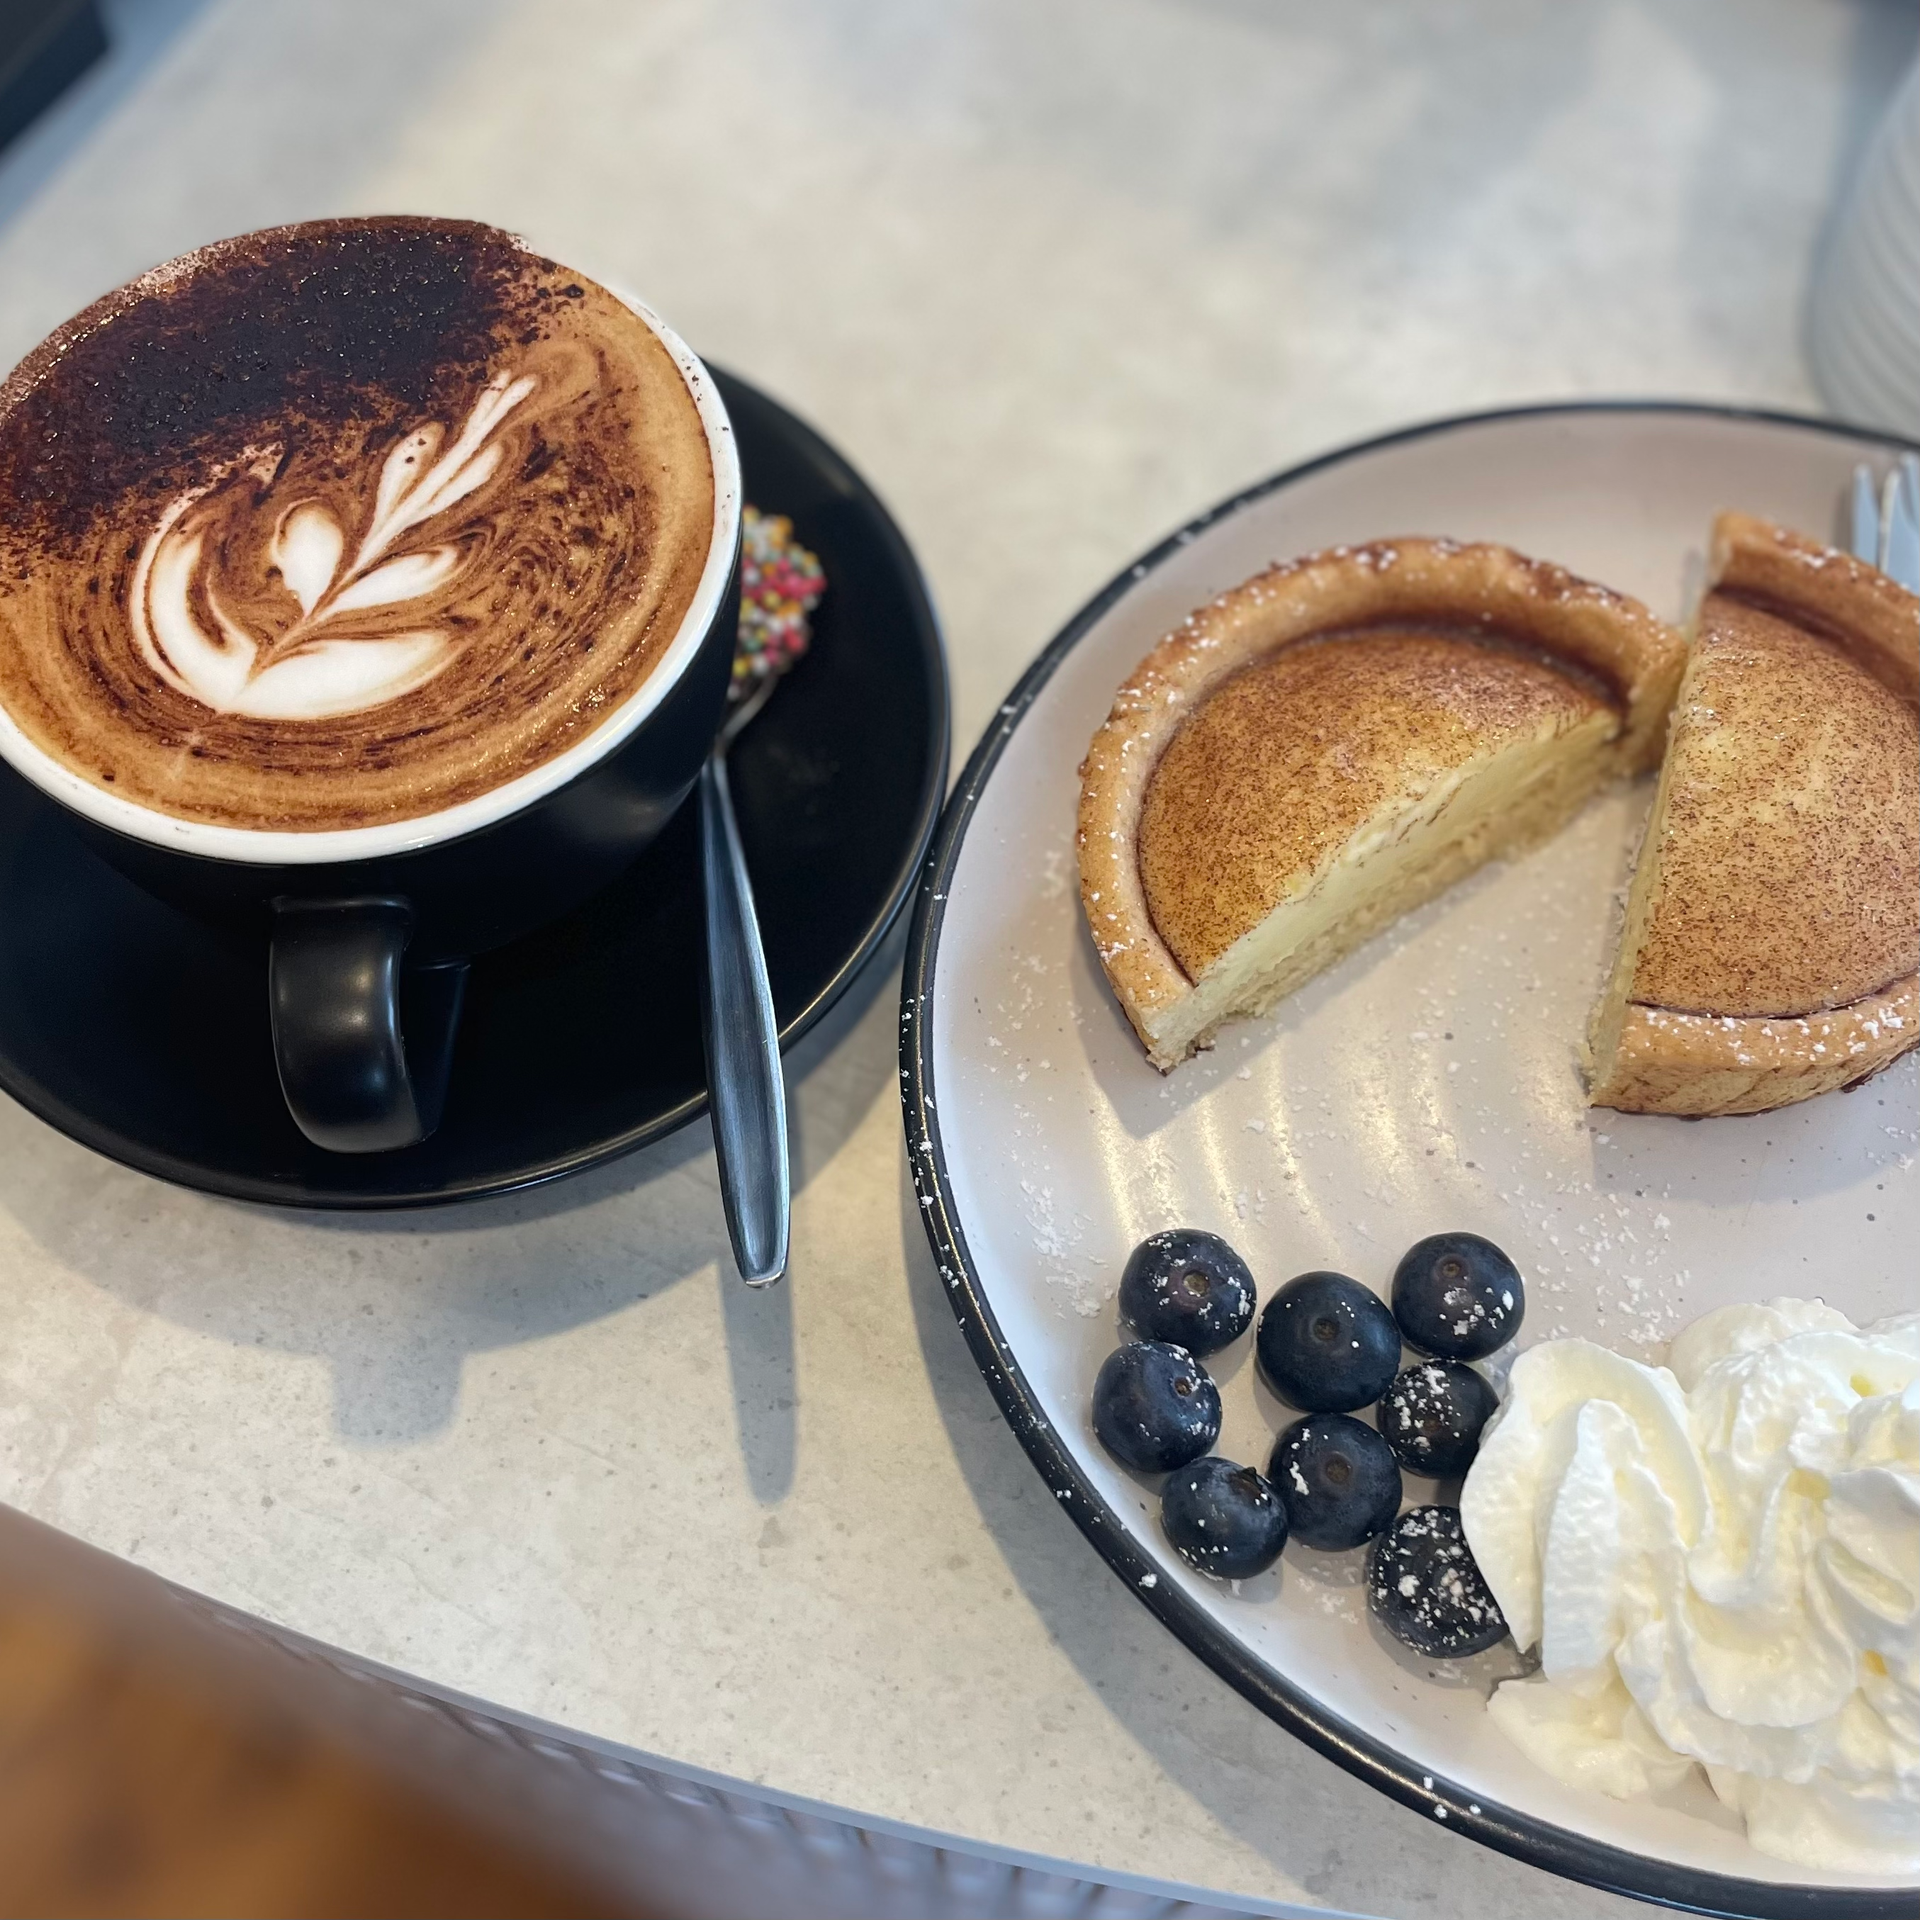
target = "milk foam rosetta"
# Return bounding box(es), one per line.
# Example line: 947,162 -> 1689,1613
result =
131,368 -> 539,723
1460,1301 -> 1920,1874
0,218 -> 714,832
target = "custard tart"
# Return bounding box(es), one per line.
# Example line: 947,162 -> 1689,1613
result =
1078,539 -> 1686,1069
1586,512 -> 1920,1116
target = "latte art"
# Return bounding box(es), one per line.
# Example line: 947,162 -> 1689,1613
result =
133,369 -> 538,722
0,218 -> 716,833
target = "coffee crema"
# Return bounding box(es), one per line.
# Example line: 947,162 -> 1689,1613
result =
0,217 -> 715,832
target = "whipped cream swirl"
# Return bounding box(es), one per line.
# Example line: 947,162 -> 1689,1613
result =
1461,1299 -> 1920,1874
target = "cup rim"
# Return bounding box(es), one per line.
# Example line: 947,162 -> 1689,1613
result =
0,249 -> 742,868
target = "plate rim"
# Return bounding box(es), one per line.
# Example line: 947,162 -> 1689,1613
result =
0,366 -> 951,1211
899,400 -> 1918,1920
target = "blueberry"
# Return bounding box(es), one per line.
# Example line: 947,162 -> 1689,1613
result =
1255,1272 -> 1401,1412
1367,1505 -> 1508,1657
1119,1229 -> 1256,1357
1268,1413 -> 1402,1550
1160,1457 -> 1289,1580
1377,1360 -> 1499,1479
1091,1342 -> 1221,1473
1391,1232 -> 1523,1360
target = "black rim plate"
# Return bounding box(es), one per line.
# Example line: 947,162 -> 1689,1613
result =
899,403 -> 1916,1920
0,368 -> 949,1207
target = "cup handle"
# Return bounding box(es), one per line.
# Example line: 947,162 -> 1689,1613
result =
269,897 -> 467,1153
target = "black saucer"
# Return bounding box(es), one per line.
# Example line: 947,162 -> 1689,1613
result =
0,370 -> 948,1207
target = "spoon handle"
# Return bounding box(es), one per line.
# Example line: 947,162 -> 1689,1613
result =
697,750 -> 790,1286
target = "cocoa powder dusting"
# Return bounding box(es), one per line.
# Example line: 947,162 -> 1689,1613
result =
0,217 -> 543,559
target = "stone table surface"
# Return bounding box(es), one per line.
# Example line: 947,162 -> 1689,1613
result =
0,3 -> 1912,1916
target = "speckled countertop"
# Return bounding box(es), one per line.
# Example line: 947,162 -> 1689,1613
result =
0,4 -> 1912,1915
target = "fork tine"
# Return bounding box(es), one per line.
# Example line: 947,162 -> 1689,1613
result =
1851,464 -> 1879,563
1885,457 -> 1920,592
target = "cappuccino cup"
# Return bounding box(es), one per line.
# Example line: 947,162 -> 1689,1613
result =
0,217 -> 741,1153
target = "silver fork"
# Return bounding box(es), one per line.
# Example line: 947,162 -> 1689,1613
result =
1850,452 -> 1920,587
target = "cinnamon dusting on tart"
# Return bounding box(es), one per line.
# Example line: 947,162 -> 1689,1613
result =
1587,512 -> 1920,1115
1077,538 -> 1684,1068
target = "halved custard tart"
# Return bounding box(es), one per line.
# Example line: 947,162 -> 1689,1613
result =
1586,512 -> 1920,1116
1077,539 -> 1686,1069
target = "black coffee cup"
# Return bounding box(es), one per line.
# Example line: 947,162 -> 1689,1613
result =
0,299 -> 742,1154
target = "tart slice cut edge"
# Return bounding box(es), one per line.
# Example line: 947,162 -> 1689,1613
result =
1077,538 -> 1687,1070
1586,512 -> 1920,1117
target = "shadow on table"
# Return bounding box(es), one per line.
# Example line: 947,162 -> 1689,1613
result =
0,915 -> 905,1498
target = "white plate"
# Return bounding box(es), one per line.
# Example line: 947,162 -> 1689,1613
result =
903,407 -> 1918,1920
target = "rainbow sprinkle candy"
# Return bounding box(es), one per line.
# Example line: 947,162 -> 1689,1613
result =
732,505 -> 826,699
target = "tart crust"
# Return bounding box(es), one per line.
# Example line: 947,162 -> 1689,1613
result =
1077,539 -> 1685,1069
1592,978 -> 1919,1118
1587,513 -> 1920,1116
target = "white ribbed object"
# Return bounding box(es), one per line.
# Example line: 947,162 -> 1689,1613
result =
179,1589 -> 1346,1920
1811,57 -> 1920,436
